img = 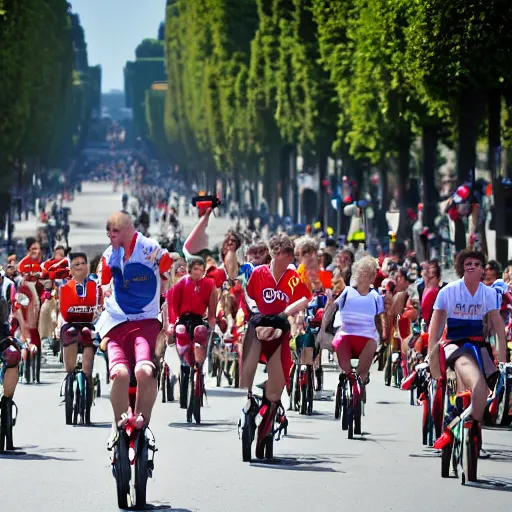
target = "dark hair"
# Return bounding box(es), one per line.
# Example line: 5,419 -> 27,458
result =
221,230 -> 242,260
69,252 -> 88,263
455,249 -> 486,277
89,254 -> 102,274
340,249 -> 355,266
25,237 -> 37,251
486,259 -> 502,276
268,234 -> 295,257
187,256 -> 205,273
320,251 -> 333,269
427,259 -> 442,279
54,245 -> 66,254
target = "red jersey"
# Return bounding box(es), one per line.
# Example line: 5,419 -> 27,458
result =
167,275 -> 215,324
60,279 -> 100,323
42,257 -> 70,280
246,265 -> 311,316
206,266 -> 228,288
18,256 -> 42,275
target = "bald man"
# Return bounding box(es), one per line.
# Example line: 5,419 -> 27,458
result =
97,211 -> 175,442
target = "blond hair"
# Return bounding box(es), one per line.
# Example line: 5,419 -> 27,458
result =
352,256 -> 378,283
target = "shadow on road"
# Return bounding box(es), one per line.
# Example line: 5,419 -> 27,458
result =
250,454 -> 347,473
0,446 -> 81,462
467,476 -> 512,492
141,504 -> 195,511
168,419 -> 237,432
76,422 -> 112,429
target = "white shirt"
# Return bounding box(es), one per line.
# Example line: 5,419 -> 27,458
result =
433,279 -> 499,341
333,286 -> 384,339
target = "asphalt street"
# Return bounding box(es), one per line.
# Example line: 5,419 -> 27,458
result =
4,182 -> 512,512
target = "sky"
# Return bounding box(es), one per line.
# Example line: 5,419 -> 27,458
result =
69,0 -> 166,92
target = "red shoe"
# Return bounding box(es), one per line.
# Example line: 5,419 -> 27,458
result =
433,428 -> 454,450
401,371 -> 417,391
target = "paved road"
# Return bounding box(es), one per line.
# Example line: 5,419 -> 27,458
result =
5,182 -> 512,512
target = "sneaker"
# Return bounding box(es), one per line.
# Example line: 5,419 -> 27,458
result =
107,423 -> 119,451
479,448 -> 491,459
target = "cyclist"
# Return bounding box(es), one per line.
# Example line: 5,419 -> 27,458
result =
330,256 -> 386,386
428,249 -> 507,425
17,240 -> 44,383
0,267 -> 21,449
59,253 -> 102,416
242,234 -> 311,457
97,211 -> 173,438
167,256 -> 217,370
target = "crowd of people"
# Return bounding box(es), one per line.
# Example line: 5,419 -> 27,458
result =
1,188 -> 511,501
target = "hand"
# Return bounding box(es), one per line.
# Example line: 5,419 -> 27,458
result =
169,252 -> 180,261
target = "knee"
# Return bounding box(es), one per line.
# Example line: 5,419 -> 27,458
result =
110,364 -> 130,382
175,324 -> 190,346
193,325 -> 209,345
3,345 -> 21,368
135,363 -> 155,383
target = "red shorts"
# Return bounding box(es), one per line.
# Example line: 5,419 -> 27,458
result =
332,334 -> 372,358
106,319 -> 161,375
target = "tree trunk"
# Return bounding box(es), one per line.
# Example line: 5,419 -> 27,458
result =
318,152 -> 328,229
422,124 -> 439,231
455,87 -> 485,251
488,89 -> 507,263
396,135 -> 411,241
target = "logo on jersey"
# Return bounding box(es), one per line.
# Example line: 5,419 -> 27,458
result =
68,306 -> 95,314
262,288 -> 289,304
288,276 -> 300,296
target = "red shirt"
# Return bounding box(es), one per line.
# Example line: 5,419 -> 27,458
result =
421,286 -> 440,324
246,265 -> 311,316
42,257 -> 70,280
167,275 -> 215,324
18,256 -> 42,275
206,266 -> 228,288
60,279 -> 101,323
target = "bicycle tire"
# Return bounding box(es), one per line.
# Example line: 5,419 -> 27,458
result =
193,371 -> 201,424
354,399 -> 362,435
165,374 -> 172,402
242,418 -> 253,462
135,435 -> 149,507
73,383 -> 80,425
114,433 -> 130,509
233,361 -> 240,388
79,375 -> 86,425
341,393 -> 349,431
384,349 -> 392,386
0,406 -> 5,451
463,423 -> 478,483
441,441 -> 453,478
264,436 -> 273,460
293,370 -> 301,411
65,379 -> 73,425
307,366 -> 314,416
422,398 -> 429,445
348,406 -> 354,439
160,370 -> 167,403
300,384 -> 307,415
334,383 -> 342,420
180,367 -> 189,409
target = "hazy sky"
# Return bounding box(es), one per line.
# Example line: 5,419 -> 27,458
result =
70,0 -> 166,92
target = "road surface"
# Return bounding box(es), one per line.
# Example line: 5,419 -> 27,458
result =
4,182 -> 512,512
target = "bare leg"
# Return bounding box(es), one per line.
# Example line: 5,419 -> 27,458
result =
135,365 -> 157,423
335,340 -> 353,375
240,335 -> 262,391
82,346 -> 95,377
2,367 -> 19,398
63,343 -> 78,373
110,365 -> 130,422
356,339 -> 378,383
265,347 -> 286,403
454,355 -> 489,422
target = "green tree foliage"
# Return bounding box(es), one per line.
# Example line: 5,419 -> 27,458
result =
125,38 -> 166,138
0,2 -> 94,190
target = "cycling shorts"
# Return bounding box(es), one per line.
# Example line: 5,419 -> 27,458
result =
60,323 -> 94,348
105,319 -> 161,375
444,339 -> 498,379
332,333 -> 373,358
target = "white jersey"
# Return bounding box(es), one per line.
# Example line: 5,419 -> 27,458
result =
433,279 -> 499,341
333,286 -> 384,339
96,232 -> 165,337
